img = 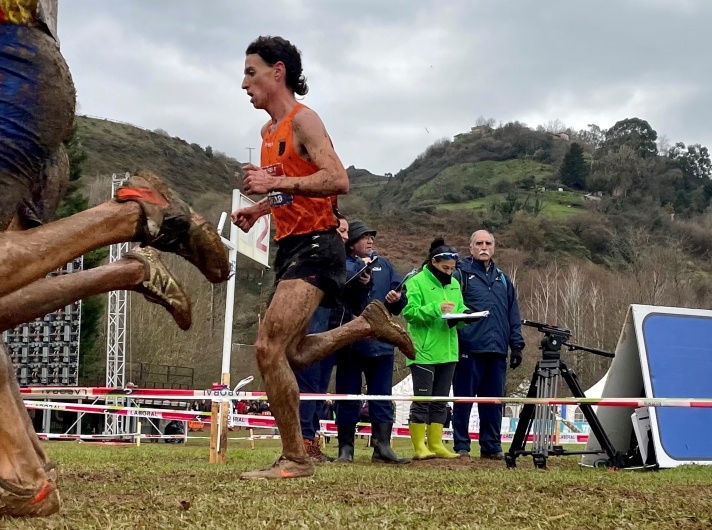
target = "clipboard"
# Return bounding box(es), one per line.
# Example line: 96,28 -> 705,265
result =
441,311 -> 489,322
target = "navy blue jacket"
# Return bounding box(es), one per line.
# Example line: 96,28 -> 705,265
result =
348,253 -> 407,357
454,256 -> 525,356
327,256 -> 371,331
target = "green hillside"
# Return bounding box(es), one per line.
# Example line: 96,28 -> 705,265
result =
68,114 -> 712,391
438,189 -> 585,219
71,114 -> 712,272
75,116 -> 239,217
411,159 -> 554,204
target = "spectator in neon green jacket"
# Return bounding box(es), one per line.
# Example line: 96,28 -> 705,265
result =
402,238 -> 467,459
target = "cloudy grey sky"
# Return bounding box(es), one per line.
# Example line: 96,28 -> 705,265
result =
57,0 -> 712,175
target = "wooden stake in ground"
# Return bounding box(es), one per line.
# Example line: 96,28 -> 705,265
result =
218,373 -> 230,463
209,400 -> 219,463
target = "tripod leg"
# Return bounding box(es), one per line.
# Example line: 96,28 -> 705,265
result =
506,364 -> 539,469
560,361 -> 624,469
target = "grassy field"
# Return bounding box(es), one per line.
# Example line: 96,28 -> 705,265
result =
411,160 -> 555,204
4,439 -> 711,530
438,190 -> 585,219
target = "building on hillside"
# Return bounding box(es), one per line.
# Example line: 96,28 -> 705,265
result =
552,132 -> 570,141
583,192 -> 603,202
470,125 -> 488,136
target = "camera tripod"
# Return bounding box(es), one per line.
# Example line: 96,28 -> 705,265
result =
505,320 -> 626,470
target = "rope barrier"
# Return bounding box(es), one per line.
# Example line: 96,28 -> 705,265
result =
26,403 -> 592,445
19,387 -> 712,408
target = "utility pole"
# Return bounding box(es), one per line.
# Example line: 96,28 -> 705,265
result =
246,147 -> 255,164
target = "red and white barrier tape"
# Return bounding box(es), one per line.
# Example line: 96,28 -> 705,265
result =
28,402 -> 591,445
37,433 -> 130,440
36,433 -> 187,440
19,387 -> 712,408
24,400 -> 210,422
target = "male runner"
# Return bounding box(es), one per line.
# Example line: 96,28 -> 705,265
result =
232,36 -> 415,479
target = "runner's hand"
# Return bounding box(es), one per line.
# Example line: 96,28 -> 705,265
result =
231,205 -> 261,232
243,164 -> 275,195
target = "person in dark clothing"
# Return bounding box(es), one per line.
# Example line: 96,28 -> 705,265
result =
452,230 -> 525,460
444,404 -> 453,444
321,400 -> 336,421
335,221 -> 411,465
444,404 -> 453,428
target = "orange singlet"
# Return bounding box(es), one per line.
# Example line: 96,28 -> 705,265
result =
260,103 -> 338,241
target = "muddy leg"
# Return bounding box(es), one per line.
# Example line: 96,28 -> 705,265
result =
288,300 -> 416,370
5,357 -> 50,472
240,280 -> 322,479
258,280 -> 322,462
2,251 -> 189,473
0,344 -> 60,517
0,345 -> 46,486
0,259 -> 144,331
288,316 -> 372,370
0,200 -> 141,297
0,260 -> 143,472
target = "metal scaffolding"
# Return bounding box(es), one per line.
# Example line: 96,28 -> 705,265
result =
105,172 -> 130,435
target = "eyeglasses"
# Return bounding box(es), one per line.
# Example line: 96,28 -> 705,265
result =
433,252 -> 459,260
474,241 -> 494,247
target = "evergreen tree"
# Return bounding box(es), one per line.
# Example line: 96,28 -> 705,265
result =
58,121 -> 107,384
559,142 -> 589,190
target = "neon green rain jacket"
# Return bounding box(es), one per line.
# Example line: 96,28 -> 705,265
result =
402,266 -> 468,366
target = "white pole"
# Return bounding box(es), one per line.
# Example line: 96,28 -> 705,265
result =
221,208 -> 238,377
215,190 -> 239,461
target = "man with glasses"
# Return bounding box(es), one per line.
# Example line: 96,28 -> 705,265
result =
335,220 -> 411,464
452,230 -> 525,460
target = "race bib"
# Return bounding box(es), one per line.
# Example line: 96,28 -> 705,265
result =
263,163 -> 293,207
268,191 -> 294,207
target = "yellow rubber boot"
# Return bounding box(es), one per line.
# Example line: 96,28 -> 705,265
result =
409,423 -> 436,460
427,423 -> 459,458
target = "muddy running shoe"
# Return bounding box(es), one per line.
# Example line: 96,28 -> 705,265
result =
114,171 -> 230,284
239,455 -> 315,480
124,247 -> 192,331
0,478 -> 60,518
361,300 -> 416,360
306,438 -> 334,463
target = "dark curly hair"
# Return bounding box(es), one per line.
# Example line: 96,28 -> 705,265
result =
246,36 -> 309,96
422,237 -> 458,267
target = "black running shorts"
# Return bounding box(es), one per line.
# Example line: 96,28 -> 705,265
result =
273,228 -> 346,307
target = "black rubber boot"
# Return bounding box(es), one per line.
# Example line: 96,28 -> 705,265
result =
337,424 -> 356,463
371,423 -> 411,464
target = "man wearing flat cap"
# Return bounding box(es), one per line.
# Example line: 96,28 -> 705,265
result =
335,220 -> 411,465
